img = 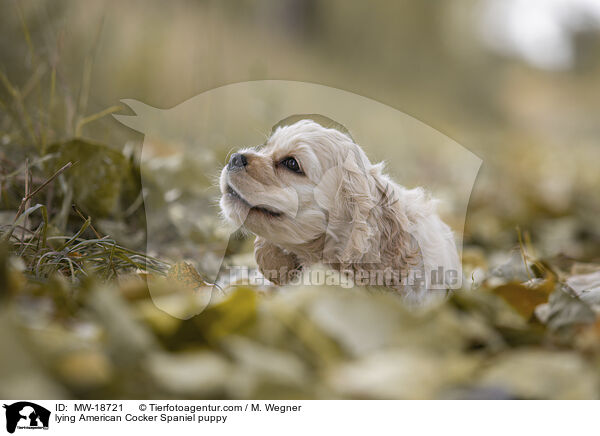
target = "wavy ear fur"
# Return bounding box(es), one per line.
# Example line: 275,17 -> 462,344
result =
318,149 -> 418,269
371,165 -> 462,292
316,151 -> 377,266
369,164 -> 423,272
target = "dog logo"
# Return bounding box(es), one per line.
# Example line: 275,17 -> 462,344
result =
3,402 -> 50,433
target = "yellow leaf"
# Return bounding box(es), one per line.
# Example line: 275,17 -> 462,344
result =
492,279 -> 555,319
167,261 -> 209,290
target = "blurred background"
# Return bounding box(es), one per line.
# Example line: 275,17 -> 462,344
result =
1,0 -> 600,400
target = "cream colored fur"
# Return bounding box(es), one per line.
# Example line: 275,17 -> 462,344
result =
219,119 -> 461,303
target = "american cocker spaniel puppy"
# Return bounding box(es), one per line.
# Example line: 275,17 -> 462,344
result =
219,118 -> 461,302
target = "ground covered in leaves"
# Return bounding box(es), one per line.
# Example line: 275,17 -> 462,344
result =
2,88 -> 600,401
3,240 -> 600,399
2,1 -> 600,399
3,100 -> 600,400
2,137 -> 600,399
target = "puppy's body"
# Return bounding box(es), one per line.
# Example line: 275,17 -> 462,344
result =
220,119 -> 460,302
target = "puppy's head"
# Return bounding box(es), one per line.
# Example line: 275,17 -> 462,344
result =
219,119 -> 382,257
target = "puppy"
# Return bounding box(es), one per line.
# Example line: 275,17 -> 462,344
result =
219,119 -> 461,302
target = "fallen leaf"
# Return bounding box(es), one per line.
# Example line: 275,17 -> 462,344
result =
492,278 -> 555,319
167,261 -> 210,289
535,286 -> 596,331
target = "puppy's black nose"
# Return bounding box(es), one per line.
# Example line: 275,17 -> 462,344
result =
228,153 -> 247,170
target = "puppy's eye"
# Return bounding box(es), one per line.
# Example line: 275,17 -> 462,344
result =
280,157 -> 303,174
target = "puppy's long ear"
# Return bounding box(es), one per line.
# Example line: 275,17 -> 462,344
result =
254,237 -> 301,285
315,152 -> 382,266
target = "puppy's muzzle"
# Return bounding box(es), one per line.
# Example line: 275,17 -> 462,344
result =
228,153 -> 247,171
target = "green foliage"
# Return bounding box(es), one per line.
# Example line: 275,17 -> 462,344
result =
46,139 -> 136,217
